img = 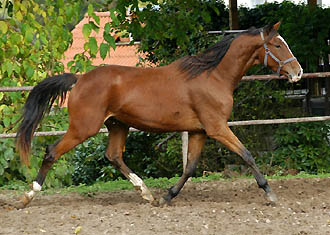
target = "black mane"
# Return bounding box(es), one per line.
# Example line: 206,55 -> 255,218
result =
178,26 -> 268,78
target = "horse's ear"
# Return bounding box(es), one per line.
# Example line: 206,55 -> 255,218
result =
264,21 -> 281,34
263,22 -> 280,43
273,21 -> 281,31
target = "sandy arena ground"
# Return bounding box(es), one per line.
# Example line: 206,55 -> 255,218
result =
0,177 -> 329,235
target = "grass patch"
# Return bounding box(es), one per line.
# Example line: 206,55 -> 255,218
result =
266,171 -> 330,180
45,174 -> 224,196
1,172 -> 329,196
0,180 -> 30,191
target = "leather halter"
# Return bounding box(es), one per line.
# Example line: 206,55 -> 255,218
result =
260,30 -> 296,75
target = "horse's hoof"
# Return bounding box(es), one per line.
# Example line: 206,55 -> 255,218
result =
14,194 -> 32,209
265,190 -> 277,203
151,200 -> 160,207
13,200 -> 26,210
141,192 -> 155,202
159,197 -> 171,207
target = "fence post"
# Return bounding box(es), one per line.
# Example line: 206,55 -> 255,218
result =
229,0 -> 239,30
324,39 -> 330,115
182,132 -> 188,173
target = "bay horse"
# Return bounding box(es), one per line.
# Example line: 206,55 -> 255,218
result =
16,22 -> 302,207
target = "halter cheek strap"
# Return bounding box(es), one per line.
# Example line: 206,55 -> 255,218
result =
260,30 -> 296,75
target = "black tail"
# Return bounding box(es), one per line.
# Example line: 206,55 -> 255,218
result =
16,73 -> 78,165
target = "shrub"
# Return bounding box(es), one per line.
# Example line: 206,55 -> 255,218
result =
259,122 -> 330,174
71,132 -> 182,185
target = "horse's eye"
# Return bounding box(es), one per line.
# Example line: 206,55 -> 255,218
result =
275,45 -> 281,49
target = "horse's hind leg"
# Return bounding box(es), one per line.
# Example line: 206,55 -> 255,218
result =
208,124 -> 277,202
104,119 -> 154,202
160,132 -> 206,206
20,118 -> 103,207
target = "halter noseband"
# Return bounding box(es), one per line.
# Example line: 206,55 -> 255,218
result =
260,30 -> 296,75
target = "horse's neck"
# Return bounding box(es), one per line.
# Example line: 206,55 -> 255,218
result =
213,36 -> 260,90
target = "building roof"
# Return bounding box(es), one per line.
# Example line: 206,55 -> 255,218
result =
59,12 -> 146,106
61,12 -> 142,70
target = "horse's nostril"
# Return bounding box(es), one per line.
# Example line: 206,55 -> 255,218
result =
298,70 -> 302,77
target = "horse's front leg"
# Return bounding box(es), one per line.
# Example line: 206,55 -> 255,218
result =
104,119 -> 155,203
160,132 -> 206,206
206,123 -> 277,203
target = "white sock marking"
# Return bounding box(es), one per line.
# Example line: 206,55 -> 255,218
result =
128,173 -> 154,201
26,190 -> 35,199
129,173 -> 144,187
26,181 -> 42,201
33,181 -> 42,191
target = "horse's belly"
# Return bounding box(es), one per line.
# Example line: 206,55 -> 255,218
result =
115,110 -> 203,133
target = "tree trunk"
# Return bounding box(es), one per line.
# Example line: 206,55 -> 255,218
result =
229,0 -> 239,30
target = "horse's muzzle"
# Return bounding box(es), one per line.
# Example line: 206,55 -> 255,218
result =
287,69 -> 303,83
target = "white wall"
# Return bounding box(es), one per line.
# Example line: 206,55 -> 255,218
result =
225,0 -> 329,8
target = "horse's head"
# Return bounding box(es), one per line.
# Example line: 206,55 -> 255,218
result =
257,22 -> 303,83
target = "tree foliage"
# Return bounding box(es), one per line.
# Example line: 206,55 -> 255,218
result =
110,0 -> 223,65
0,0 -> 82,185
